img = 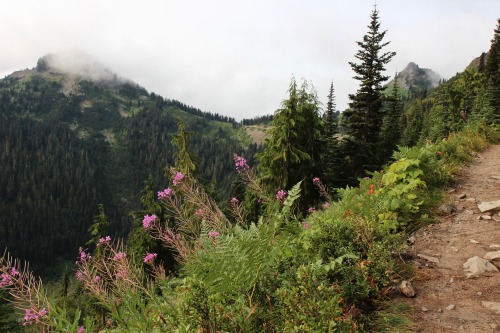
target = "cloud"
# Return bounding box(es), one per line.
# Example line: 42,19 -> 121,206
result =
1,0 -> 499,120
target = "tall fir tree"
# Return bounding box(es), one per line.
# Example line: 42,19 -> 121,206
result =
485,18 -> 500,121
257,77 -> 322,208
321,81 -> 347,189
344,6 -> 396,176
378,72 -> 403,164
170,119 -> 198,177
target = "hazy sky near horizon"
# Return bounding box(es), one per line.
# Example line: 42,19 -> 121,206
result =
1,1 -> 499,120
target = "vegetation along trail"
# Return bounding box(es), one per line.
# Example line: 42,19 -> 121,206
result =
402,144 -> 500,332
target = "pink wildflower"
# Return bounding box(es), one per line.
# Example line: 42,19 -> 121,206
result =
195,209 -> 204,218
79,250 -> 91,262
77,326 -> 85,333
308,207 -> 316,214
93,275 -> 100,282
312,177 -> 321,186
234,155 -> 250,174
143,253 -> 158,264
75,271 -> 84,281
97,235 -> 111,246
0,273 -> 12,287
142,214 -> 156,229
158,187 -> 174,199
10,267 -> 19,277
301,221 -> 311,229
230,197 -> 239,204
172,172 -> 185,186
113,252 -> 127,261
322,202 -> 331,209
276,189 -> 287,202
208,231 -> 220,239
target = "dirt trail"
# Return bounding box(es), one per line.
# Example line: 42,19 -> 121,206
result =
401,144 -> 500,332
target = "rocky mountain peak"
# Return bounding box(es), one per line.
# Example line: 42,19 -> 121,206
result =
390,62 -> 442,92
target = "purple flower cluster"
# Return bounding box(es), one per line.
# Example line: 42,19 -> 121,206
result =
158,188 -> 174,199
113,252 -> 127,261
77,326 -> 85,333
143,253 -> 157,264
230,197 -> 239,204
195,209 -> 204,218
97,236 -> 111,247
208,231 -> 220,239
172,172 -> 185,186
23,308 -> 47,326
0,273 -> 12,287
79,250 -> 92,263
308,207 -> 316,214
234,155 -> 249,174
142,214 -> 156,229
275,189 -> 287,202
312,177 -> 321,186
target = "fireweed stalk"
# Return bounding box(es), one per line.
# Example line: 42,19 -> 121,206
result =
0,253 -> 50,330
233,154 -> 268,201
75,241 -> 156,305
312,177 -> 333,202
229,197 -> 246,226
148,167 -> 234,263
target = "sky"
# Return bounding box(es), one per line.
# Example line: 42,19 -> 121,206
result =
1,1 -> 499,121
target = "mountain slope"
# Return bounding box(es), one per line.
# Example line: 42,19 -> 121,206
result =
0,54 -> 256,273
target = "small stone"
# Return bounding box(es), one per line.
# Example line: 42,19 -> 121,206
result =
408,236 -> 416,245
491,176 -> 500,180
477,292 -> 483,296
466,198 -> 477,202
490,323 -> 498,330
398,280 -> 415,297
421,306 -> 429,312
463,256 -> 498,278
482,301 -> 500,314
465,210 -> 474,215
478,200 -> 500,213
439,203 -> 457,214
449,278 -> 454,283
470,239 -> 480,244
481,215 -> 493,220
484,251 -> 500,260
458,193 -> 467,199
490,244 -> 500,248
437,308 -> 443,313
417,254 -> 440,263
450,246 -> 459,252
446,304 -> 455,310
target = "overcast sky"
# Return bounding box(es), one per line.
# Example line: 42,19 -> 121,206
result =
1,1 -> 499,120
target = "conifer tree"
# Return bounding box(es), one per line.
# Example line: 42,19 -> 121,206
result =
257,77 -> 322,207
321,81 -> 346,189
379,73 -> 403,163
485,18 -> 500,120
87,203 -> 110,247
345,6 -> 396,176
171,119 -> 198,177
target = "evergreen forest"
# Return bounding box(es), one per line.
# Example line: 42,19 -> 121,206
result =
0,8 -> 499,333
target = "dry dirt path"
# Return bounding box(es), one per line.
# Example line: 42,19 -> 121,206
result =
403,144 -> 500,332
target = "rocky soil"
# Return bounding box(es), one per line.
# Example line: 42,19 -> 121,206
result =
401,144 -> 500,332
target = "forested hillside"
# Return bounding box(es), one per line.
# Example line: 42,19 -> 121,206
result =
0,60 -> 259,272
